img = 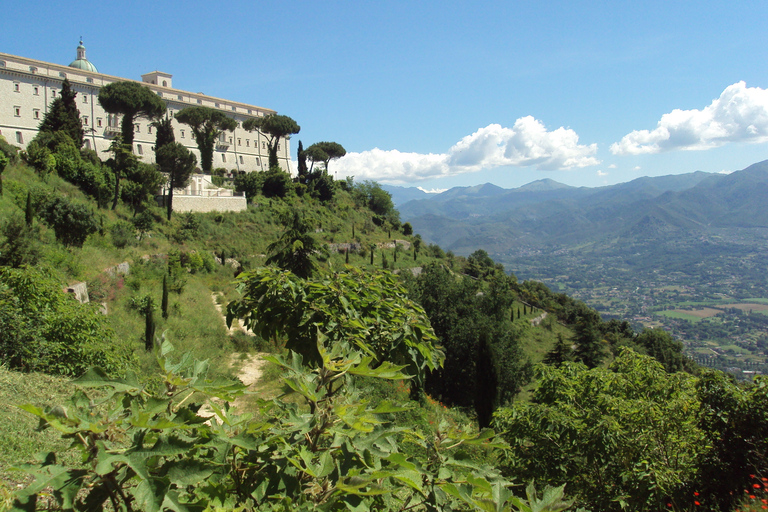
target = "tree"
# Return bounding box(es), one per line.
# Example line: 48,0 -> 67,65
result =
37,78 -> 84,148
122,162 -> 165,215
543,334 -> 574,367
0,214 -> 40,268
156,142 -> 197,220
495,349 -> 706,512
296,140 -> 308,183
303,144 -> 328,173
572,310 -> 606,369
98,81 -> 166,147
306,141 -> 346,174
242,114 -> 300,169
266,209 -> 321,279
38,196 -> 99,247
402,222 -> 413,236
161,274 -> 169,319
0,151 -> 7,197
104,135 -> 137,210
175,106 -> 237,173
152,115 -> 175,151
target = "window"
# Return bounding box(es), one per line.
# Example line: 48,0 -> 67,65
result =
229,137 -> 232,144
157,91 -> 163,97
246,139 -> 249,147
177,94 -> 183,100
147,126 -> 152,134
137,144 -> 143,155
232,106 -> 236,111
16,132 -> 23,144
277,143 -> 280,151
180,130 -> 185,138
97,118 -> 102,127
162,80 -> 167,87
59,72 -> 67,78
13,82 -> 20,92
33,109 -> 40,119
29,66 -> 37,73
247,109 -> 252,114
255,158 -> 260,166
197,99 -> 202,104
238,138 -> 241,146
86,77 -> 94,83
262,141 -> 266,149
0,61 -> 5,67
82,117 -> 89,126
239,156 -> 244,164
222,154 -> 226,163
33,86 -> 39,95
83,95 -> 88,103
51,90 -> 57,97
14,106 -> 20,117
135,123 -> 140,133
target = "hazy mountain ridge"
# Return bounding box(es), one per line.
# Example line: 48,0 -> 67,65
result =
396,161 -> 768,254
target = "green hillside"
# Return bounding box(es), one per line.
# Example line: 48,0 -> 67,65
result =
1,135 -> 767,512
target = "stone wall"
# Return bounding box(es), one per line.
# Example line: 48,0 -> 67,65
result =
172,195 -> 247,213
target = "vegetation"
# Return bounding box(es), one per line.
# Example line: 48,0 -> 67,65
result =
242,114 -> 300,169
174,106 -> 237,173
2,129 -> 768,511
36,79 -> 84,148
97,81 -> 166,147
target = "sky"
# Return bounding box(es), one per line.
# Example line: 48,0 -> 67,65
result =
4,0 -> 768,191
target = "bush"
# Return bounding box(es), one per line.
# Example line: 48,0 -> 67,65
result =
110,220 -> 135,248
39,196 -> 99,247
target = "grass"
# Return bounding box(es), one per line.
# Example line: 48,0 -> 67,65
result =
0,367 -> 81,486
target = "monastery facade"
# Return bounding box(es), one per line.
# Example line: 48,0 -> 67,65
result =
0,42 -> 291,174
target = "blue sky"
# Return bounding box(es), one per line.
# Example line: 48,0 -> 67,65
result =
4,0 -> 768,190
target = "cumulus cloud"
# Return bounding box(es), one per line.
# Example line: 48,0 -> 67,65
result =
611,82 -> 768,155
608,164 -> 617,169
334,116 -> 599,183
597,170 -> 608,176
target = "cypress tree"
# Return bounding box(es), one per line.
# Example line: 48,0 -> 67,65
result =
297,140 -> 308,183
162,274 -> 169,319
345,248 -> 349,264
474,334 -> 498,430
25,192 -> 33,226
352,224 -> 355,238
144,297 -> 155,351
38,78 -> 84,147
370,244 -> 375,265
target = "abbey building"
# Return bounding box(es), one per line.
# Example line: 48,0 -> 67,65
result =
0,42 -> 291,173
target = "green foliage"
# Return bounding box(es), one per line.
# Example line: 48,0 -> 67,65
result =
98,81 -> 166,146
175,106 -> 237,173
110,220 -> 135,248
152,115 -> 175,151
0,266 -> 132,377
233,170 -> 265,202
634,328 -> 693,373
243,114 -> 300,169
354,180 -> 397,220
122,162 -> 165,215
0,151 -> 7,196
496,349 -> 705,512
37,79 -> 84,148
412,263 -> 531,410
261,167 -> 293,198
38,195 -> 99,247
695,371 -> 768,511
227,266 -> 444,389
12,332 -> 550,511
306,141 -> 346,173
266,208 -> 321,278
0,213 -> 41,268
132,209 -> 155,240
157,141 -> 197,220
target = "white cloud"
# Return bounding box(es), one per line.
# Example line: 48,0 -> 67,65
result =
608,164 -> 617,169
334,116 -> 599,183
611,81 -> 768,155
633,166 -> 642,171
417,186 -> 448,194
597,170 -> 608,176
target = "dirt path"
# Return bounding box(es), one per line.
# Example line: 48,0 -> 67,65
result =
199,294 -> 269,417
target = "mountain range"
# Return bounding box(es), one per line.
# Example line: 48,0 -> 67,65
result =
385,160 -> 768,257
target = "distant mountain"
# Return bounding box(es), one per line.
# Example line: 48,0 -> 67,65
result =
381,185 -> 432,207
398,162 -> 768,256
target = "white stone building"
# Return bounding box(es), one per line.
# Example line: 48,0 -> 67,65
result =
0,42 -> 291,174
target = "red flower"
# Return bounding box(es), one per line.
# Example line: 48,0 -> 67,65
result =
750,495 -> 757,500
694,492 -> 699,496
694,501 -> 700,506
756,484 -> 762,489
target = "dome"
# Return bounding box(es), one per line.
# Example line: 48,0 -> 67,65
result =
68,40 -> 98,73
